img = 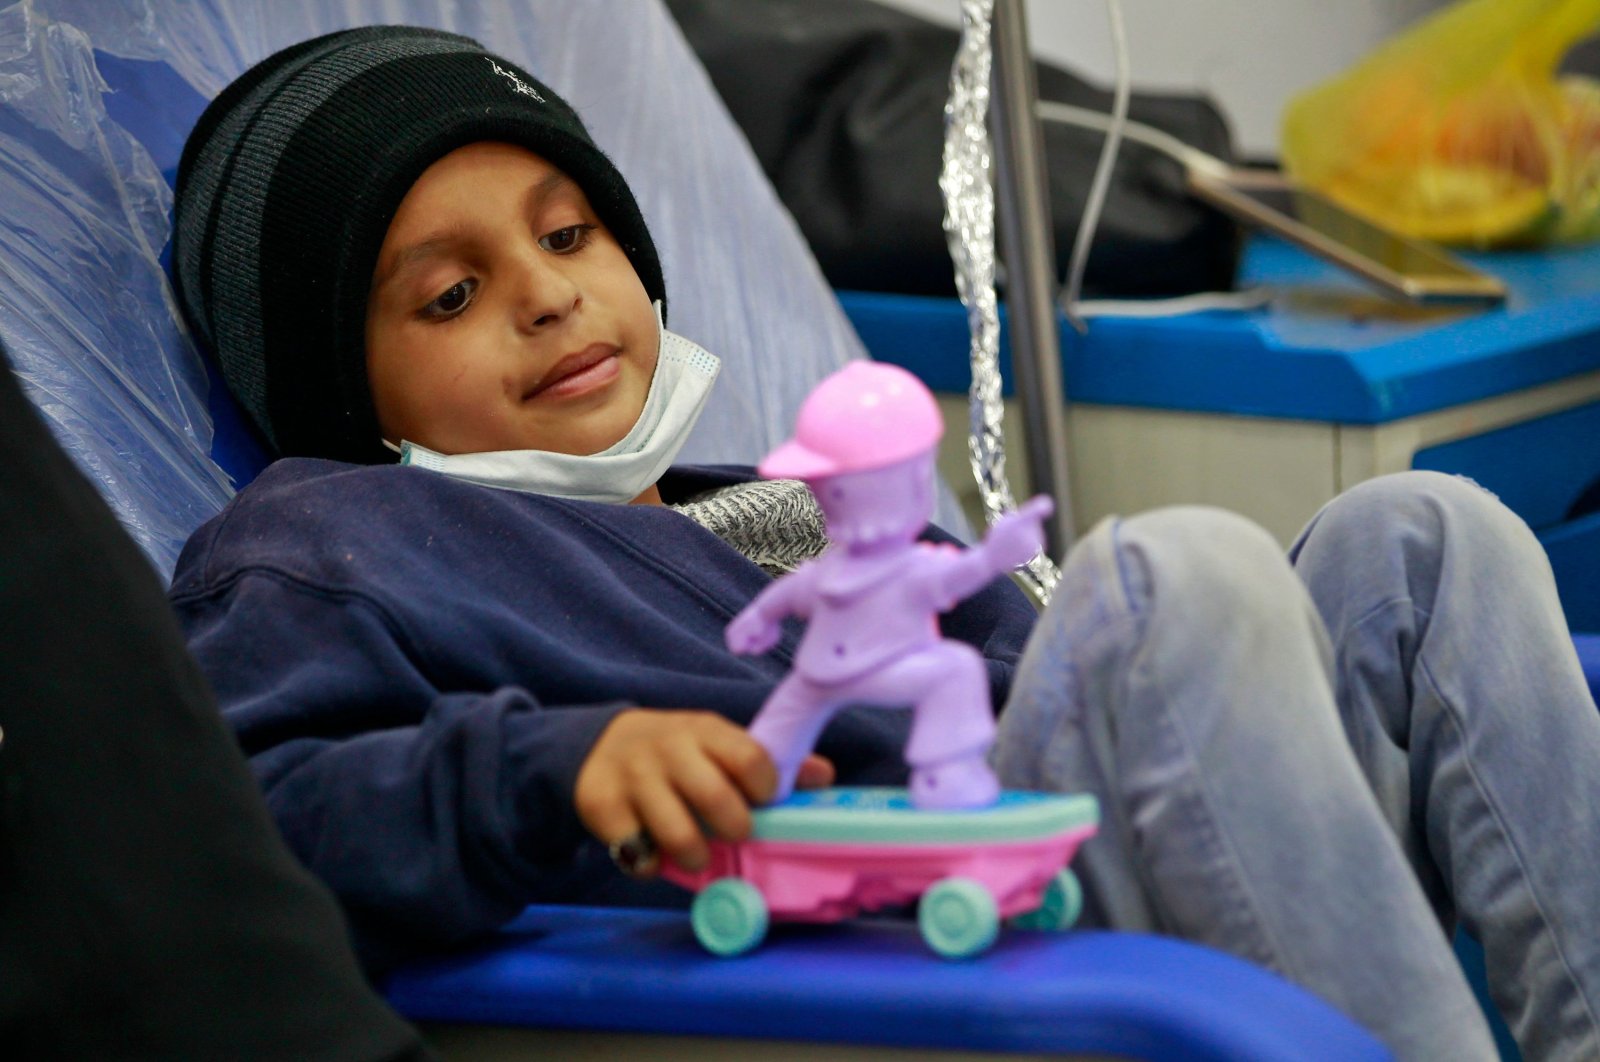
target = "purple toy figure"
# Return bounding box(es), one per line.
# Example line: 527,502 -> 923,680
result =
726,362 -> 1053,810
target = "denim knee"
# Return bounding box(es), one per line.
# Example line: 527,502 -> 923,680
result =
1303,471 -> 1535,559
1289,470 -> 1566,705
1114,506 -> 1310,628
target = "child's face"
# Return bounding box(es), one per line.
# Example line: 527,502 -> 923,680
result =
365,142 -> 657,456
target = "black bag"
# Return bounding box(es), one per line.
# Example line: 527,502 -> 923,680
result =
665,0 -> 1243,298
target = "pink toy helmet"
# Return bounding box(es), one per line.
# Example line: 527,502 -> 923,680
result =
759,362 -> 944,481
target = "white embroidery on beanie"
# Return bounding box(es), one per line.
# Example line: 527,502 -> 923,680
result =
485,58 -> 545,102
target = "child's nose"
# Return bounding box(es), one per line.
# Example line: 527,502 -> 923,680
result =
513,252 -> 580,330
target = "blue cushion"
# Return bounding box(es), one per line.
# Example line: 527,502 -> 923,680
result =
1575,633 -> 1600,705
92,51 -> 274,490
93,51 -> 206,187
383,905 -> 1391,1061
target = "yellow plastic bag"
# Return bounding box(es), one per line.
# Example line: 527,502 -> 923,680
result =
1282,0 -> 1600,247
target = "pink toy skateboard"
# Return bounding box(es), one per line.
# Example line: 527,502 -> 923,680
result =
662,787 -> 1099,958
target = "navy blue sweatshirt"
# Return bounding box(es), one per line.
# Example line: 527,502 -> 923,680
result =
169,458 -> 1038,970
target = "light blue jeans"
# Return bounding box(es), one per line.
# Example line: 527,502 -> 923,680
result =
993,472 -> 1600,1062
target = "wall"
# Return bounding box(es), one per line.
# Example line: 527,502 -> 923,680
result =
870,0 -> 1448,158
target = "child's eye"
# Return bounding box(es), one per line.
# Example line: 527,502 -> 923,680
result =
538,224 -> 596,254
422,278 -> 477,320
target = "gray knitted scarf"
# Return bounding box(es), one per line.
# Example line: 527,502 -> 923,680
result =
671,478 -> 829,576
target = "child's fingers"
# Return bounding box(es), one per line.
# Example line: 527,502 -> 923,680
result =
701,726 -> 780,805
630,770 -> 710,872
795,753 -> 836,790
575,711 -> 827,877
573,768 -> 644,854
574,782 -> 663,878
663,741 -> 753,843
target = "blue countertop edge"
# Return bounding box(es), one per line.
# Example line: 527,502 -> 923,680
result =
838,239 -> 1600,425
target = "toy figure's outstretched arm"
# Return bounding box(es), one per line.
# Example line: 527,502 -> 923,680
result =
937,496 -> 1054,606
726,563 -> 821,656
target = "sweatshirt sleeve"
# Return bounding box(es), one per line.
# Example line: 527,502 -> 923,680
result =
173,567 -> 631,971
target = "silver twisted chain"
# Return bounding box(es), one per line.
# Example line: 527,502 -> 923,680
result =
939,0 -> 1061,602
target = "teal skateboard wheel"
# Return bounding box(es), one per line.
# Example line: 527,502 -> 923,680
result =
692,878 -> 769,956
1010,869 -> 1084,932
918,877 -> 999,958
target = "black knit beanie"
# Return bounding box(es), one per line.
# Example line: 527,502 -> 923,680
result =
173,25 -> 666,464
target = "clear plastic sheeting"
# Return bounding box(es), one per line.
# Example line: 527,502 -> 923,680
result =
0,2 -> 231,576
5,0 -> 969,581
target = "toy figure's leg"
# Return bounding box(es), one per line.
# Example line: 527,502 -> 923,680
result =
1291,471 -> 1600,1061
878,643 -> 999,808
748,673 -> 845,802
992,504 -> 1495,1061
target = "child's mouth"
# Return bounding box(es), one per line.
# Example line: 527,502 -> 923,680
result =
527,344 -> 621,400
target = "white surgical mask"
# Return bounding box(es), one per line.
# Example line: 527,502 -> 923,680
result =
385,303 -> 719,503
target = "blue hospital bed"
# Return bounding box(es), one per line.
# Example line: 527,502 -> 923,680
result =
0,2 -> 1590,1059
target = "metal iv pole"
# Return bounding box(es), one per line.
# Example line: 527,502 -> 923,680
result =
989,0 -> 1075,559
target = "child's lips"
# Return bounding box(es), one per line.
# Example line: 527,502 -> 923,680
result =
526,343 -> 621,400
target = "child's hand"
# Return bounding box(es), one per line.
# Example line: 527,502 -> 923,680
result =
725,607 -> 781,656
575,709 -> 834,876
983,494 -> 1054,570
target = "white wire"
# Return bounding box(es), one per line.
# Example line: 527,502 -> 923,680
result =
1036,100 -> 1231,179
1037,30 -> 1263,324
1072,287 -> 1272,318
1059,0 -> 1131,335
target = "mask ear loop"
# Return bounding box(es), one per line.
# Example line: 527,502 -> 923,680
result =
381,438 -> 403,456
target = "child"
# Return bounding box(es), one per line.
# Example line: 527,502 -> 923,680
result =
169,26 -> 1600,1061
